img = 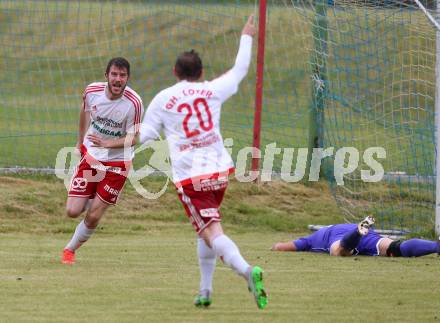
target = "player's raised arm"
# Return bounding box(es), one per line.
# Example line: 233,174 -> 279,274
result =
210,15 -> 256,101
232,14 -> 256,80
230,14 -> 255,81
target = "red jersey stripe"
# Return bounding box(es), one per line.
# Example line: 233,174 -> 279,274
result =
84,84 -> 106,91
83,85 -> 105,110
84,87 -> 105,96
84,86 -> 105,96
82,87 -> 106,110
123,92 -> 141,125
85,84 -> 105,90
83,86 -> 105,98
125,87 -> 142,100
123,91 -> 142,132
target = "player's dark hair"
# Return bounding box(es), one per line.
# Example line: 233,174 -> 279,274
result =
174,50 -> 203,81
105,57 -> 130,76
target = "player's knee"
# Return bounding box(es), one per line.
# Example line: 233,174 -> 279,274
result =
65,206 -> 82,218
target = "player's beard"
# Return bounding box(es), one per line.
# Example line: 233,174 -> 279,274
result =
107,81 -> 126,99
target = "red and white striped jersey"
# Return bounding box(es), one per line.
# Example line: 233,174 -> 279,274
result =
140,35 -> 253,186
82,82 -> 143,161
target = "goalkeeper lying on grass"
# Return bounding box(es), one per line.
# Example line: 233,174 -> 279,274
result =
271,216 -> 440,257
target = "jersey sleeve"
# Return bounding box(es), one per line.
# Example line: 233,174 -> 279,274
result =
126,94 -> 144,135
139,94 -> 164,144
293,238 -> 311,251
209,34 -> 253,102
82,88 -> 91,111
82,82 -> 105,111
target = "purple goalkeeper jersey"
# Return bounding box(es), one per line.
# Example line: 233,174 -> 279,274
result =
293,224 -> 383,256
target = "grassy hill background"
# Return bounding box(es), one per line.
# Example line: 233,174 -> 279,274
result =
0,174 -> 341,234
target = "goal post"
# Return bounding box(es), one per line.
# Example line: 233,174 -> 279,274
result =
306,0 -> 328,182
436,0 -> 440,237
251,0 -> 267,175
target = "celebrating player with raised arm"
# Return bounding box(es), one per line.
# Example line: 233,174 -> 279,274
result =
94,15 -> 267,309
62,57 -> 143,265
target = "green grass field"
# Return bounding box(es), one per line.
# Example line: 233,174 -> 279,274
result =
2,231 -> 440,322
1,174 -> 440,322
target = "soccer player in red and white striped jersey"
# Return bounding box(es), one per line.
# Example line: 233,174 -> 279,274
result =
62,57 -> 143,265
139,15 -> 267,309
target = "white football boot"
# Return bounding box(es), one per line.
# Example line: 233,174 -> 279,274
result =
357,216 -> 375,236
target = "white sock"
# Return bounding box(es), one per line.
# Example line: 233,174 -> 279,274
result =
211,234 -> 251,278
197,238 -> 216,293
65,220 -> 95,252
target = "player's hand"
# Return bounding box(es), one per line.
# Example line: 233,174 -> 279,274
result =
87,134 -> 108,148
242,14 -> 256,37
270,243 -> 279,251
